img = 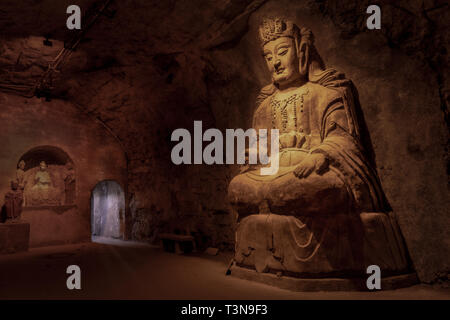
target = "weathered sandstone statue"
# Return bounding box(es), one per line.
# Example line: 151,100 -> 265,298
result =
15,160 -> 27,206
63,162 -> 76,205
228,17 -> 411,286
0,181 -> 29,254
16,160 -> 26,190
4,181 -> 23,221
28,161 -> 60,206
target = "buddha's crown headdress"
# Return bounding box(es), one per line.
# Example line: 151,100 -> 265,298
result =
259,17 -> 315,48
259,17 -> 298,45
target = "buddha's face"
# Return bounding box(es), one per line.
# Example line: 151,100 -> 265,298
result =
18,161 -> 25,170
263,36 -> 300,86
40,162 -> 47,171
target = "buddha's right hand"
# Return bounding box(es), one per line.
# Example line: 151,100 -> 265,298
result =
293,153 -> 329,179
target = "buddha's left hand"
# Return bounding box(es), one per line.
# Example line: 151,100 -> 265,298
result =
293,153 -> 329,179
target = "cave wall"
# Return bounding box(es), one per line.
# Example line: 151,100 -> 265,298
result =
95,0 -> 447,282
0,93 -> 127,246
0,0 -> 448,283
111,0 -> 448,282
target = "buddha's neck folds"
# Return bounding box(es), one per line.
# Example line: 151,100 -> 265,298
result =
275,77 -> 307,93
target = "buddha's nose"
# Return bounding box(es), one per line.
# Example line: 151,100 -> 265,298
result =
274,59 -> 281,69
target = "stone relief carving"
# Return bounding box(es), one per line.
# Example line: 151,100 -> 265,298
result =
2,181 -> 24,222
28,161 -> 60,206
227,17 -> 410,278
11,148 -> 77,207
16,160 -> 26,191
63,162 -> 76,205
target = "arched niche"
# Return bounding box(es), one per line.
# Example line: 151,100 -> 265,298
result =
91,180 -> 125,239
17,145 -> 76,207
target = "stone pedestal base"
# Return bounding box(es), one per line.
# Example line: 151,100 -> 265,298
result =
0,221 -> 30,254
235,212 -> 410,275
230,265 -> 418,291
232,211 -> 416,291
21,205 -> 89,247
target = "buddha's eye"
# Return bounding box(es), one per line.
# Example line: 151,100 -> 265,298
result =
265,55 -> 273,62
278,48 -> 288,56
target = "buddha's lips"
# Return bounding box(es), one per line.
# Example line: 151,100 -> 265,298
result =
275,68 -> 285,74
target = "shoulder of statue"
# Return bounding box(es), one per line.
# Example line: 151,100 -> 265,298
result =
253,98 -> 271,127
252,86 -> 276,128
255,86 -> 275,112
305,82 -> 346,106
256,84 -> 276,106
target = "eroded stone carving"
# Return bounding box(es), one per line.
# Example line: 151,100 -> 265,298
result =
16,160 -> 26,191
3,181 -> 23,221
28,161 -> 60,206
228,17 -> 410,278
63,162 -> 76,205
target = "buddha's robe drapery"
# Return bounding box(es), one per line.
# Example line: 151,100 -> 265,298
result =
230,72 -> 388,216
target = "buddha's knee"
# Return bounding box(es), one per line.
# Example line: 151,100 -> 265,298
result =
267,170 -> 350,216
228,174 -> 263,217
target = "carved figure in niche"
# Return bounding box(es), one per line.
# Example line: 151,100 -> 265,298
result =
63,162 -> 76,205
228,17 -> 410,277
16,160 -> 27,190
3,181 -> 23,221
15,160 -> 27,206
28,161 -> 60,206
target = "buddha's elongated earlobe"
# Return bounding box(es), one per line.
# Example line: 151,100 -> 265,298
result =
297,38 -> 309,77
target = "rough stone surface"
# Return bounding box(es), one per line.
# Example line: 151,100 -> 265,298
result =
0,0 -> 448,283
0,222 -> 30,254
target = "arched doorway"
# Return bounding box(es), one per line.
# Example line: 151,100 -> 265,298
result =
91,180 -> 125,240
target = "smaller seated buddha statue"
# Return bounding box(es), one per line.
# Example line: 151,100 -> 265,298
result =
28,161 -> 60,206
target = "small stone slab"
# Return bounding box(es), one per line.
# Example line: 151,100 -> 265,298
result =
205,247 -> 219,256
159,233 -> 194,241
0,221 -> 30,254
159,233 -> 196,254
230,265 -> 418,291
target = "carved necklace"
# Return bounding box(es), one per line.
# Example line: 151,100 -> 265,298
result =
270,88 -> 309,133
271,94 -> 298,132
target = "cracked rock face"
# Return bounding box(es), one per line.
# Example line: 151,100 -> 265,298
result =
0,0 -> 448,283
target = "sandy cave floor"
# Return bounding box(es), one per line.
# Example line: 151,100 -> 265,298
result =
0,237 -> 448,300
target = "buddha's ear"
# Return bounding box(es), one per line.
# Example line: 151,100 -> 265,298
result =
297,37 -> 310,77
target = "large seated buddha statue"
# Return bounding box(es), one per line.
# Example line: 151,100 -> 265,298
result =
228,17 -> 411,283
